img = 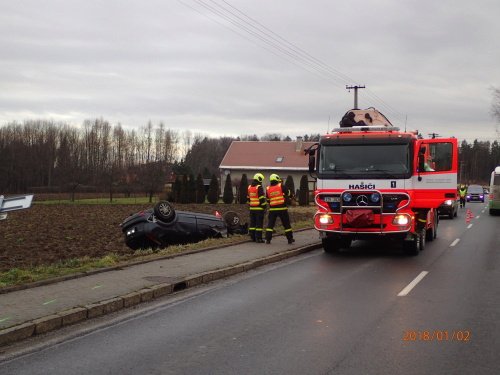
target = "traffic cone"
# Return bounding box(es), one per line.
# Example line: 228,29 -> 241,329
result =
466,209 -> 473,223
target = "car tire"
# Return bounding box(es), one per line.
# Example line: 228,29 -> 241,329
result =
454,208 -> 458,217
448,210 -> 454,220
153,201 -> 176,223
223,211 -> 241,232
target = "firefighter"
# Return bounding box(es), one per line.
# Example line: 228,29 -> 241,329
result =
247,173 -> 267,243
459,184 -> 467,208
265,173 -> 295,244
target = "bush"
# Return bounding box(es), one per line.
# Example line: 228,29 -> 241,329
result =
180,175 -> 189,203
298,175 -> 309,206
223,174 -> 234,204
239,174 -> 248,204
195,174 -> 205,203
172,176 -> 182,203
207,174 -> 219,204
284,175 -> 295,196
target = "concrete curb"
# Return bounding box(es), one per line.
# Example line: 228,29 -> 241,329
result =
0,241 -> 321,347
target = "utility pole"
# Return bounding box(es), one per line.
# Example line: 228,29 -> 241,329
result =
346,85 -> 366,109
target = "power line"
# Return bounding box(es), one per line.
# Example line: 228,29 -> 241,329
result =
180,0 -> 404,123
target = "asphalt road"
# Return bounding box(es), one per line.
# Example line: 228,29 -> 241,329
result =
1,202 -> 498,375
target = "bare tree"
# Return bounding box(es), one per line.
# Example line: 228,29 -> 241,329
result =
492,87 -> 500,139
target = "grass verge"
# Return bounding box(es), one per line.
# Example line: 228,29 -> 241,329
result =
0,221 -> 314,289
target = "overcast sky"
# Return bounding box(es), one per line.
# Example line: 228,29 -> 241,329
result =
1,0 -> 499,141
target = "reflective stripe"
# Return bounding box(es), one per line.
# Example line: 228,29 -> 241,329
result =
248,185 -> 260,207
267,184 -> 285,206
269,207 -> 287,211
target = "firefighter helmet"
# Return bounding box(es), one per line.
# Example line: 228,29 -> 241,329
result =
270,173 -> 281,182
253,173 -> 264,182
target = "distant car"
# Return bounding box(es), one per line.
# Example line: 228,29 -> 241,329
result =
466,185 -> 485,203
438,198 -> 458,219
120,201 -> 247,250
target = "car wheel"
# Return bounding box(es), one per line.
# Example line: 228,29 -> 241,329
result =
153,201 -> 176,223
223,211 -> 242,232
454,208 -> 458,217
448,210 -> 454,220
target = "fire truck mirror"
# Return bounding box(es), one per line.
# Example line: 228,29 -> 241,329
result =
418,153 -> 425,172
308,154 -> 316,172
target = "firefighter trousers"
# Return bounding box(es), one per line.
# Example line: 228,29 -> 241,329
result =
265,209 -> 294,243
249,210 -> 265,242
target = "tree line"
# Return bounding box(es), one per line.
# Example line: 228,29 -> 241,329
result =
2,118 -> 498,199
0,119 -> 320,201
459,140 -> 500,185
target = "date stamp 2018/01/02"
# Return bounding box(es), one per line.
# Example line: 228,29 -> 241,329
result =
403,330 -> 471,342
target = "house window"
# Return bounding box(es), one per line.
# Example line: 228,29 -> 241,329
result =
275,156 -> 284,163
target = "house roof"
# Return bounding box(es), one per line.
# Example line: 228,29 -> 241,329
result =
220,140 -> 316,171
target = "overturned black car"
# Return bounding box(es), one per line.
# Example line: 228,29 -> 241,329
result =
120,201 -> 247,250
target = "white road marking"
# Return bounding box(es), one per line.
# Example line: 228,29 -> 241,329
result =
467,223 -> 473,229
476,215 -> 480,219
397,271 -> 429,297
450,238 -> 460,247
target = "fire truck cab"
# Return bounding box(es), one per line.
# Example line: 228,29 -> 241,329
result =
308,108 -> 458,255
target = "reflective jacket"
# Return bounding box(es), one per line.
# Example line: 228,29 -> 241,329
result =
459,188 -> 467,197
267,183 -> 287,210
248,183 -> 266,210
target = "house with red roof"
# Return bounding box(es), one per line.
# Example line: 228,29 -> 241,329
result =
219,137 -> 316,199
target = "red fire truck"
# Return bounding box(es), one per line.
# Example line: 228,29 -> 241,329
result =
307,108 -> 458,255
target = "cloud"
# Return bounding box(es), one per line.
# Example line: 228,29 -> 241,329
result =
0,0 -> 499,142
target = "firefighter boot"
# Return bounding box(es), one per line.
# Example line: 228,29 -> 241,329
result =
249,230 -> 256,242
265,231 -> 272,244
286,232 -> 295,245
255,230 -> 264,243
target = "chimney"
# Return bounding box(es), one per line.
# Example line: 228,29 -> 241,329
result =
295,136 -> 303,152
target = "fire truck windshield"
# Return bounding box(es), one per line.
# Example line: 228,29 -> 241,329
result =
319,143 -> 411,179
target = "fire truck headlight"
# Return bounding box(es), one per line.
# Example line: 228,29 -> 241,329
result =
370,193 -> 380,203
318,214 -> 333,225
444,199 -> 453,206
393,214 -> 410,226
342,192 -> 352,202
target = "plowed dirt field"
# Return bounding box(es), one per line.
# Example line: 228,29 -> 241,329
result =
0,203 -> 313,272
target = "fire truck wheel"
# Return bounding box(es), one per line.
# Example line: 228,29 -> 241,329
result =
322,237 -> 351,254
404,234 -> 420,256
419,229 -> 426,251
426,213 -> 437,242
